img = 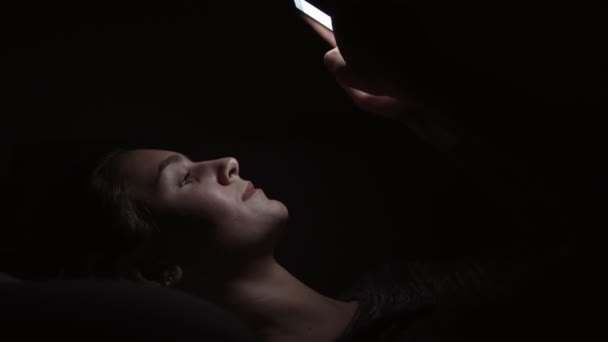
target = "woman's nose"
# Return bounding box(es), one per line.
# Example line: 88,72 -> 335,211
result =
217,157 -> 239,185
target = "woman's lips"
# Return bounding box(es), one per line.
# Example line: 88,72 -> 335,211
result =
242,182 -> 259,201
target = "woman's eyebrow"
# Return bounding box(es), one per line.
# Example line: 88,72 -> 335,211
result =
156,154 -> 189,185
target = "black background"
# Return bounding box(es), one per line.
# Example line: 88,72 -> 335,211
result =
3,0 -> 531,295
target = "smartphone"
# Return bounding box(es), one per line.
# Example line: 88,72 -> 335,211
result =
294,0 -> 336,47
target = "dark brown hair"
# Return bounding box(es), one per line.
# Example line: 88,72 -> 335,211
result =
80,149 -> 170,278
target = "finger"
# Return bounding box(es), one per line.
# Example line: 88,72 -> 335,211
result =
344,85 -> 427,138
338,82 -> 408,120
324,49 -> 390,97
323,48 -> 346,75
301,14 -> 337,47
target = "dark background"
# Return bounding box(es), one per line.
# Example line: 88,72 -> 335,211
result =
3,1 -> 523,295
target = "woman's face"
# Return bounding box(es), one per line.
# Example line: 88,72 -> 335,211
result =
115,149 -> 289,258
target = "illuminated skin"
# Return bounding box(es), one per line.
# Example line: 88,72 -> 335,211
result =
112,149 -> 358,342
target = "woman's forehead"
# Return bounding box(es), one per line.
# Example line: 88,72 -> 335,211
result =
119,149 -> 178,186
125,149 -> 176,162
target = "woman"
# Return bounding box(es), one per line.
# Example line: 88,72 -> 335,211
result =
84,147 -> 515,342
16,20 -> 546,341
6,53 -> 554,342
73,38 -> 577,342
87,148 -> 359,342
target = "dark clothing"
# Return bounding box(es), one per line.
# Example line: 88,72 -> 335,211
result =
335,261 -> 492,341
335,257 -> 579,342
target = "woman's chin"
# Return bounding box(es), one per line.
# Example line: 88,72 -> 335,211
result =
274,201 -> 289,223
261,198 -> 289,220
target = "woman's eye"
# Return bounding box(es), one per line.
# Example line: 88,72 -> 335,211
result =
179,172 -> 193,187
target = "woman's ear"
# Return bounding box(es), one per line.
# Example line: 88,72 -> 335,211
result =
158,263 -> 183,287
116,254 -> 183,287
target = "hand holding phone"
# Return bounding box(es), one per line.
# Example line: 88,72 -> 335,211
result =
294,0 -> 336,47
325,48 -> 462,151
295,1 -> 460,151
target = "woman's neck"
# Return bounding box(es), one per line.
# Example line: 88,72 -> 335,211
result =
184,258 -> 358,342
